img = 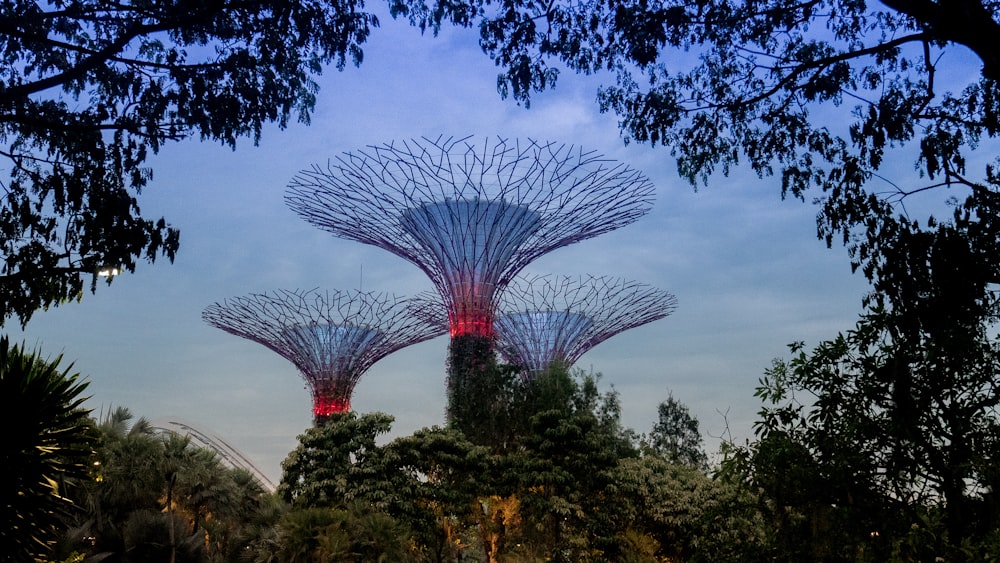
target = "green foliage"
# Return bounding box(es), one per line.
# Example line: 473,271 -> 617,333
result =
279,367 -> 718,562
498,367 -> 636,561
273,504 -> 416,563
391,1 -> 1000,550
60,406 -> 277,562
120,509 -> 202,563
19,373 -> 764,563
721,220 -> 1000,561
392,0 -> 1000,301
646,392 -> 708,469
445,334 -> 522,448
219,488 -> 285,563
737,223 -> 1000,559
383,426 -> 491,562
0,337 -> 94,563
279,411 -> 397,509
83,407 -> 168,554
615,455 -> 765,562
0,0 -> 378,326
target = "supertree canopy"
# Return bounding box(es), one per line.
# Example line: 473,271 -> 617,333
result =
285,136 -> 655,340
285,136 -> 655,427
495,275 -> 678,377
202,289 -> 445,424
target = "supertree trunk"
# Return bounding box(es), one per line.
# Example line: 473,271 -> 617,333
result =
446,333 -> 521,447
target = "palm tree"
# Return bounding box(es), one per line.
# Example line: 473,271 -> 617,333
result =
68,407 -> 278,562
202,468 -> 278,562
0,337 -> 95,562
163,433 -> 238,562
65,406 -> 169,561
162,433 -> 193,563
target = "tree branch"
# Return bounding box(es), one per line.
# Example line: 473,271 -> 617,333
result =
724,33 -> 928,111
880,0 -> 1000,81
0,2 -> 230,102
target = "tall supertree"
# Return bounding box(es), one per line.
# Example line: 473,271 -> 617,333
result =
202,289 -> 445,425
494,275 -> 678,378
285,136 -> 655,424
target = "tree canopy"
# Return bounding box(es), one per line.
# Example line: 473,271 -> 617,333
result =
734,218 -> 1000,558
392,0 -> 1000,284
0,0 -> 376,325
647,393 -> 708,469
11,0 -> 998,326
271,367 -> 734,562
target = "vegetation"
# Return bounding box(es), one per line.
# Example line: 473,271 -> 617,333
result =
7,0 -> 1000,561
394,0 -> 1000,286
14,0 -> 998,336
3,353 -> 738,562
5,338 -> 1000,561
275,365 -> 751,562
0,0 -> 376,326
380,1 -> 1000,558
445,334 -> 516,447
0,337 -> 94,563
53,406 -> 276,563
724,224 -> 1000,561
646,392 -> 708,469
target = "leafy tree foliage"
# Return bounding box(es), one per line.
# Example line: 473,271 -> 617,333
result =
2,347 -> 758,562
0,0 -> 377,325
200,468 -> 281,563
63,407 -> 275,563
275,366 -> 752,562
615,455 -> 765,562
0,337 -> 94,563
445,335 -> 526,450
733,225 -> 1000,560
271,504 -> 417,563
279,411 -> 398,509
383,426 -> 491,562
646,392 -> 708,469
504,365 -> 639,561
393,0 -> 1000,287
388,3 -> 1000,556
40,378 -> 765,563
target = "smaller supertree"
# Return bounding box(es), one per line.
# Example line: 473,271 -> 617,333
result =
203,289 -> 445,424
494,275 -> 678,378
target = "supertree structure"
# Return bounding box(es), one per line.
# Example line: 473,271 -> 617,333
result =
494,275 -> 678,378
202,289 -> 445,425
284,136 -> 655,423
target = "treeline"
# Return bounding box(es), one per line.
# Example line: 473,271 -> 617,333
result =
275,365 -> 748,562
6,327 -> 1000,562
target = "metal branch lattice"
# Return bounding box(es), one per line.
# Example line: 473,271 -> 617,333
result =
285,135 -> 656,338
494,275 -> 678,376
202,289 -> 445,420
409,275 -> 678,376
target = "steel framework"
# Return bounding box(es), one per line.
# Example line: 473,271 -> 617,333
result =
284,136 -> 655,340
495,275 -> 678,376
202,289 -> 445,424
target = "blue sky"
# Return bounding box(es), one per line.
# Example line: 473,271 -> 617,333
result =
8,11 -> 873,482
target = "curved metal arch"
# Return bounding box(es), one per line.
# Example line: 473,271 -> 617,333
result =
149,417 -> 277,492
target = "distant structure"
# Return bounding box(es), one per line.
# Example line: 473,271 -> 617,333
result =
203,289 -> 445,425
285,136 -> 655,423
149,417 -> 277,492
494,275 -> 678,377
